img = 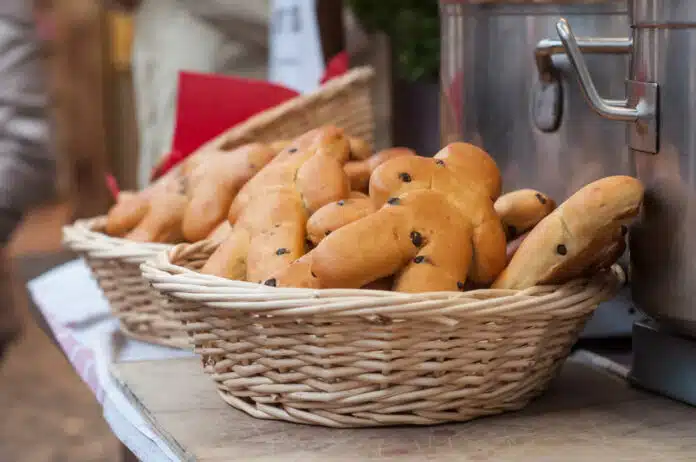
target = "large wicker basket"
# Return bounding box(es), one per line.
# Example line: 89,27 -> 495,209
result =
140,240 -> 623,428
62,66 -> 376,348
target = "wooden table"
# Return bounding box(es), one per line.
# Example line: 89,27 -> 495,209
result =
111,353 -> 696,461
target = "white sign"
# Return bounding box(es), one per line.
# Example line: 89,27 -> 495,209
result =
268,0 -> 325,94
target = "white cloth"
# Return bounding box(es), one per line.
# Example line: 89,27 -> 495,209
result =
131,0 -> 270,188
28,259 -> 194,461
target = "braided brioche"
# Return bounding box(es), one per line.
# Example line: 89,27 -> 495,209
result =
202,126 -> 352,282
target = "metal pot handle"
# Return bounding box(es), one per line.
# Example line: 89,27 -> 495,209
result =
554,18 -> 659,154
532,20 -> 633,133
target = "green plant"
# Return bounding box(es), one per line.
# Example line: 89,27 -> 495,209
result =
347,0 -> 440,82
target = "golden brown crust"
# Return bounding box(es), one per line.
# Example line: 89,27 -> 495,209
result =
368,143 -> 506,285
104,170 -> 187,239
435,142 -> 502,201
494,189 -> 556,240
348,136 -> 373,160
344,147 -> 416,193
203,127 -> 352,283
269,140 -> 292,154
105,191 -> 149,237
240,188 -> 309,283
492,176 -> 643,289
306,193 -> 376,246
228,126 -> 351,224
181,143 -> 276,242
206,220 -> 232,242
268,253 -> 321,289
272,189 -> 474,292
124,192 -> 188,243
200,226 -> 251,280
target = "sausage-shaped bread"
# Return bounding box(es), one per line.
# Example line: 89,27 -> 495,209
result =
124,191 -> 188,243
105,191 -> 149,237
348,136 -> 373,160
181,143 -> 276,242
494,189 -> 556,240
306,192 -> 375,245
344,148 -> 416,193
492,176 -> 643,289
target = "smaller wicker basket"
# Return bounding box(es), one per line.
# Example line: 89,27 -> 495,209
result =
141,240 -> 623,428
62,217 -> 188,347
62,66 -> 376,348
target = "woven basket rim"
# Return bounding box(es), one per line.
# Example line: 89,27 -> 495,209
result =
194,66 -> 376,152
62,216 -> 175,263
141,239 -> 624,322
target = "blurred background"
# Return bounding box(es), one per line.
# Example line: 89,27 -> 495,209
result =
1,0 -> 438,460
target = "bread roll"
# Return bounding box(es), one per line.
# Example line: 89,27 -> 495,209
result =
206,220 -> 232,242
203,127 -> 352,283
125,191 -> 188,243
270,189 -> 474,292
494,189 -> 556,240
436,142 -> 503,201
344,147 -> 416,193
492,176 -> 644,289
270,140 -> 292,154
104,171 -> 184,238
369,142 -> 506,285
181,143 -> 276,242
227,126 -> 351,223
200,226 -> 250,280
306,192 -> 375,245
105,191 -> 149,237
348,136 -> 372,160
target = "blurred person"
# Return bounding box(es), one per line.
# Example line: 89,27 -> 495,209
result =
0,1 -> 56,360
109,0 -> 270,188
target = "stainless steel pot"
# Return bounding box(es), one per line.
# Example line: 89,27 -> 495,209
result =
547,0 -> 696,335
439,0 -> 631,202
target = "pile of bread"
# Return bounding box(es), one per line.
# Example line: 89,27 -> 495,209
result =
105,126 -> 644,291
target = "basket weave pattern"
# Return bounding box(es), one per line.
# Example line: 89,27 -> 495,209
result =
62,217 -> 189,348
62,67 -> 376,347
141,240 -> 622,427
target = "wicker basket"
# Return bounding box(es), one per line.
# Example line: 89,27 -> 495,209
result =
62,67 -> 376,348
141,240 -> 624,428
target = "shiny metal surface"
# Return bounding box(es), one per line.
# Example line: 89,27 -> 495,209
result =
440,1 -> 632,203
630,0 -> 696,26
628,0 -> 696,334
555,19 -> 659,152
535,36 -> 632,83
534,34 -> 632,131
552,0 -> 696,334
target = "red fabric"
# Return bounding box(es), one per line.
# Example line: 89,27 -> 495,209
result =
151,52 -> 351,181
320,51 -> 349,85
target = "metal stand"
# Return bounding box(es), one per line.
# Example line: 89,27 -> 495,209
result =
629,318 -> 696,407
